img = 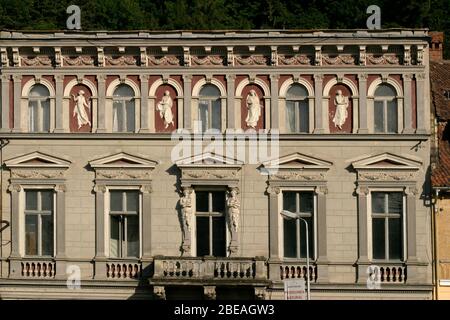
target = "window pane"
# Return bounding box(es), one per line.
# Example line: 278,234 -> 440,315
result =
126,192 -> 139,212
283,218 -> 297,258
25,215 -> 38,255
299,192 -> 313,213
212,191 -> 225,213
299,216 -> 314,259
196,216 -> 209,256
389,218 -> 403,260
287,84 -> 308,98
196,192 -> 209,212
30,84 -> 50,97
283,192 -> 296,213
212,217 -> 226,257
29,101 -> 38,132
211,99 -> 221,131
372,218 -> 386,260
110,191 -> 123,212
375,84 -> 396,97
110,216 -> 120,258
113,84 -> 134,97
387,100 -> 398,133
40,191 -> 53,211
388,193 -> 403,214
199,101 -> 209,132
26,191 -> 38,211
126,100 -> 135,132
199,84 -> 220,97
286,101 -> 296,133
42,100 -> 50,132
41,214 -> 53,256
371,192 -> 386,213
112,101 -> 124,132
374,101 -> 384,133
126,215 -> 139,258
299,101 -> 309,133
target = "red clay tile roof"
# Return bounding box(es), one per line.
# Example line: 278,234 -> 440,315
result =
432,122 -> 450,187
430,61 -> 450,120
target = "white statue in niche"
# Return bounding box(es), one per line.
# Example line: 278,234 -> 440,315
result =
332,90 -> 349,130
72,90 -> 91,129
245,89 -> 261,128
156,90 -> 174,129
227,188 -> 240,232
180,188 -> 192,232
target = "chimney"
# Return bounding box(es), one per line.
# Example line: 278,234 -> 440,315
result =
430,31 -> 444,61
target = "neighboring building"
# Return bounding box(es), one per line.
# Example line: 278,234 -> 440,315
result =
430,32 -> 450,300
0,29 -> 433,299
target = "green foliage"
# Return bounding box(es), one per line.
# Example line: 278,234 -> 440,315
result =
0,0 -> 448,57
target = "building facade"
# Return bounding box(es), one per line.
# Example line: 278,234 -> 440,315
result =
0,29 -> 433,299
430,33 -> 450,299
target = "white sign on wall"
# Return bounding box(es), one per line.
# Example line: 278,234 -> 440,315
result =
284,278 -> 306,300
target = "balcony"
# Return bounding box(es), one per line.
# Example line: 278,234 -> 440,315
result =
150,256 -> 268,286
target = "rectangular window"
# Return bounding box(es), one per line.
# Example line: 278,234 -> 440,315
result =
374,101 -> 384,133
113,100 -> 135,132
286,100 -> 309,133
199,99 -> 221,132
109,190 -> 140,258
282,191 -> 314,259
195,190 -> 226,257
371,192 -> 403,261
25,190 -> 54,256
29,100 -> 50,132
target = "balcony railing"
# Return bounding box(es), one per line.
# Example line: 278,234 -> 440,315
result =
152,256 -> 266,282
21,260 -> 56,278
105,260 -> 142,279
279,264 -> 317,282
368,264 -> 407,283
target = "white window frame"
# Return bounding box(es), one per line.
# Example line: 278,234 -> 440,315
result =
19,186 -> 56,258
191,187 -> 230,258
367,188 -> 407,262
277,187 -> 318,261
104,186 -> 142,259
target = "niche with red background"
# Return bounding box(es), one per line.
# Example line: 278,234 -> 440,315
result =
70,84 -> 93,133
328,84 -> 353,133
240,84 -> 265,130
155,84 -> 178,132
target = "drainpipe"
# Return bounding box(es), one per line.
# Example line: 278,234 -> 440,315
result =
432,187 -> 441,300
0,138 -> 9,278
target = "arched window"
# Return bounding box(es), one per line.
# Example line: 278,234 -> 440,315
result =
374,84 -> 397,133
199,84 -> 221,132
28,84 -> 50,132
286,84 -> 309,133
113,84 -> 135,132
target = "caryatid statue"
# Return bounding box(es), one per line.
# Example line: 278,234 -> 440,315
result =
72,90 -> 91,129
332,89 -> 349,130
245,89 -> 261,128
180,188 -> 193,234
156,90 -> 174,129
227,188 -> 240,233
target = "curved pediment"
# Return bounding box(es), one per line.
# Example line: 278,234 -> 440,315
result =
89,152 -> 158,169
5,151 -> 71,168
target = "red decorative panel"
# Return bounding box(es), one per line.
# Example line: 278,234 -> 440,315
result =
154,84 -> 178,132
328,84 -> 353,133
240,84 -> 265,130
412,79 -> 417,129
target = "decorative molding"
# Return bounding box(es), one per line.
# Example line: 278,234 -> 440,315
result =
54,47 -> 62,67
93,185 -> 107,193
359,46 -> 366,66
12,47 -> 20,67
278,54 -> 311,66
234,55 -> 267,66
227,187 -> 240,233
182,169 -> 237,180
227,46 -> 234,66
5,151 -> 71,169
358,171 -> 417,181
356,186 -> 370,195
405,186 -> 418,196
140,184 -> 153,194
63,56 -> 95,66
11,169 -> 65,179
191,55 -> 224,66
96,169 -> 152,180
266,186 -> 280,195
272,171 -> 326,181
8,184 -> 22,193
314,186 -> 328,195
367,53 -> 400,65
148,55 -> 180,66
183,47 -> 191,67
105,55 -> 137,66
322,54 -> 356,65
1,47 -> 9,67
55,184 -> 66,193
97,47 -> 105,67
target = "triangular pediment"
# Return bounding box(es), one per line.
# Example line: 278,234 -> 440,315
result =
5,151 -> 71,168
262,152 -> 332,170
89,152 -> 158,169
352,153 -> 422,170
176,152 -> 243,168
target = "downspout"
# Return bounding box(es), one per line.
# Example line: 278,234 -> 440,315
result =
0,138 -> 9,279
433,187 -> 440,300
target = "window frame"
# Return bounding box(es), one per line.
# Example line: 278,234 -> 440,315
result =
278,187 -> 318,261
193,188 -> 228,257
105,186 -> 142,259
374,85 -> 398,134
112,84 -> 136,133
28,84 -> 51,133
22,187 -> 56,258
367,188 -> 407,262
285,84 -> 310,133
198,85 -> 222,132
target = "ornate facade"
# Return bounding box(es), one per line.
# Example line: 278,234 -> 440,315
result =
0,29 -> 433,299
